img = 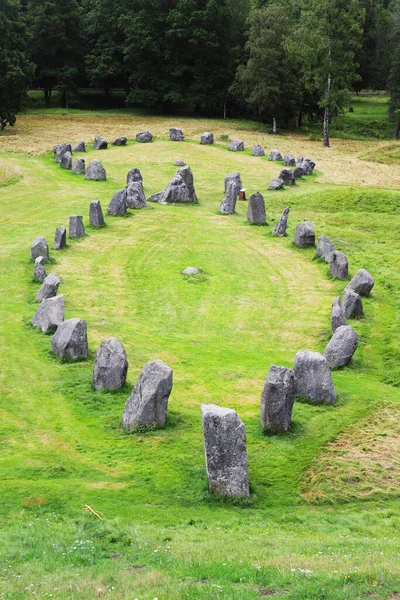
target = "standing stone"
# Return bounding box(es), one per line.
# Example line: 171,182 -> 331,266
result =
279,168 -> 295,185
260,365 -> 295,432
72,141 -> 85,152
269,149 -> 282,161
60,151 -> 72,170
107,189 -> 127,215
283,154 -> 296,166
136,130 -> 153,143
92,337 -> 128,391
247,192 -> 266,224
35,273 -> 61,301
31,236 -> 49,262
85,160 -> 106,181
55,143 -> 72,164
126,181 -> 147,209
224,172 -> 242,197
176,166 -> 197,203
54,226 -> 67,250
252,144 -> 265,156
331,296 -> 348,333
300,158 -> 316,175
126,167 -> 143,186
159,174 -> 190,204
89,200 -> 105,227
228,140 -> 244,151
93,135 -> 107,149
273,207 -> 290,236
324,325 -> 358,368
51,318 -> 88,359
293,166 -> 304,179
34,256 -> 47,282
343,288 -> 363,319
268,178 -> 284,190
220,179 -> 238,214
346,269 -> 374,296
170,127 -> 184,141
297,155 -> 304,166
69,215 -> 85,238
31,295 -> 64,333
122,360 -> 173,429
72,158 -> 85,174
294,350 -> 336,403
294,221 -> 315,248
329,251 -> 349,280
200,132 -> 214,144
112,137 -> 127,146
201,404 -> 249,498
316,234 -> 334,263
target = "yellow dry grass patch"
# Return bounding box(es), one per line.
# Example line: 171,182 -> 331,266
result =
0,157 -> 22,186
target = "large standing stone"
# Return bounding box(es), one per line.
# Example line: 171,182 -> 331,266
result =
136,130 -> 153,143
159,174 -> 190,204
294,221 -> 315,248
126,181 -> 147,209
85,160 -> 106,181
176,166 -> 197,203
331,296 -> 348,333
224,172 -> 242,197
72,141 -> 85,152
69,215 -> 85,238
269,149 -> 282,161
72,158 -> 85,175
294,350 -> 336,403
55,143 -> 72,164
31,295 -> 64,333
201,132 -> 214,144
228,140 -> 244,151
93,135 -> 107,149
89,200 -> 105,227
122,360 -> 173,429
329,251 -> 348,280
34,256 -> 47,282
300,158 -> 315,175
343,288 -> 363,319
273,207 -> 290,236
268,178 -> 284,190
283,154 -> 296,166
60,151 -> 72,170
316,234 -> 334,263
170,127 -> 184,141
35,273 -> 60,301
92,337 -> 128,391
112,137 -> 127,146
31,236 -> 49,262
54,226 -> 67,250
220,180 -> 238,214
293,166 -> 304,179
252,144 -> 265,156
260,365 -> 295,432
247,192 -> 266,224
346,269 -> 374,296
126,168 -> 143,186
279,168 -> 295,185
201,404 -> 249,498
107,189 -> 127,215
324,325 -> 358,368
51,318 -> 88,359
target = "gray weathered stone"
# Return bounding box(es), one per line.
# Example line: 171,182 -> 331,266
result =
273,206 -> 290,236
127,181 -> 147,209
297,155 -> 304,165
220,179 -> 237,214
176,166 -> 197,203
268,178 -> 284,190
147,192 -> 163,203
283,153 -> 296,166
247,192 -> 266,225
201,404 -> 249,498
260,365 -> 295,432
107,189 -> 127,215
112,137 -> 127,146
69,215 -> 85,238
126,168 -> 143,186
89,200 -> 104,227
331,296 -> 348,333
136,130 -> 153,143
72,158 -> 85,175
252,144 -> 265,156
343,288 -> 363,319
316,234 -> 334,263
224,172 -> 242,197
293,166 -> 304,179
330,251 -> 348,280
35,273 -> 60,301
182,267 -> 200,275
85,160 -> 106,180
170,127 -> 184,141
31,236 -> 49,263
55,143 -> 72,164
228,139 -> 244,151
279,168 -> 295,185
300,157 -> 315,175
174,160 -> 185,166
324,325 -> 358,368
122,360 -> 173,429
294,350 -> 336,403
93,135 -> 107,149
51,318 -> 88,359
92,337 -> 128,391
269,149 -> 282,161
31,295 -> 64,333
72,141 -> 85,152
294,221 -> 315,248
60,151 -> 72,170
159,174 -> 190,204
54,226 -> 67,250
201,132 -> 214,144
346,269 -> 374,296
34,256 -> 47,282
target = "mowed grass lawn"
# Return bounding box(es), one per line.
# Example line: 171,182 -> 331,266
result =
0,112 -> 400,599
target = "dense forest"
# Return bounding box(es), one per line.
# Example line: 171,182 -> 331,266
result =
1,0 -> 400,144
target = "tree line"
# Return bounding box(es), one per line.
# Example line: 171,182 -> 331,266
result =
1,0 -> 400,145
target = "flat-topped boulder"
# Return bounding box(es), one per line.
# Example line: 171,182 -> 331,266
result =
69,215 -> 85,238
34,256 -> 47,282
93,135 -> 107,149
85,160 -> 106,181
122,360 -> 173,429
176,166 -> 197,203
324,325 -> 358,368
247,192 -> 266,224
89,200 -> 104,227
343,288 -> 363,319
182,267 -> 200,275
54,226 -> 66,250
252,143 -> 265,156
294,350 -> 336,403
268,178 -> 284,190
31,236 -> 49,263
228,139 -> 244,151
72,141 -> 85,152
60,151 -> 72,169
136,130 -> 153,143
269,149 -> 282,161
126,167 -> 143,186
72,158 -> 85,174
294,221 -> 315,248
260,365 -> 295,432
127,181 -> 147,209
279,168 -> 295,185
273,206 -> 290,236
331,296 -> 348,333
200,132 -> 214,144
35,273 -> 60,301
346,268 -> 374,296
220,179 -> 238,214
92,337 -> 128,391
51,318 -> 88,359
112,137 -> 127,146
201,404 -> 249,498
283,154 -> 295,166
107,188 -> 127,215
316,234 -> 334,263
170,127 -> 184,141
329,251 -> 348,280
31,295 -> 64,333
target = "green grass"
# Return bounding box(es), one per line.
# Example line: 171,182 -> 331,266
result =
0,126 -> 400,599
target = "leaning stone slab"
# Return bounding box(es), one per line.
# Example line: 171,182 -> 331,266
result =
51,318 -> 88,359
31,295 -> 64,333
224,172 -> 242,197
294,221 -> 315,248
329,251 -> 348,280
93,135 -> 107,149
331,296 -> 348,333
86,160 -> 106,180
55,143 -> 72,164
324,325 -> 358,368
92,337 -> 128,391
247,192 -> 266,224
72,141 -> 85,152
343,288 -> 363,319
220,179 -> 238,214
283,154 -> 295,166
279,168 -> 295,185
201,132 -> 214,144
60,151 -> 72,170
107,189 -> 127,215
268,178 -> 284,190
54,226 -> 67,250
89,200 -> 104,227
159,174 -> 190,204
72,158 -> 85,175
122,360 -> 173,429
170,127 -> 184,141
69,215 -> 85,238
176,166 -> 197,203
126,167 -> 143,186
269,149 -> 282,161
252,144 -> 265,156
273,206 -> 290,236
136,130 -> 152,143
201,404 -> 249,498
34,256 -> 47,282
35,273 -> 60,301
294,350 -> 336,403
31,236 -> 49,263
316,234 -> 334,263
127,181 -> 147,209
228,139 -> 244,152
260,365 -> 295,432
112,137 -> 127,146
346,269 -> 374,296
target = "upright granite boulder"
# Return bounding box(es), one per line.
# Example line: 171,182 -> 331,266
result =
54,226 -> 67,250
176,166 -> 197,203
346,269 -> 374,296
31,295 -> 64,333
112,137 -> 127,146
136,130 -> 153,143
89,200 -> 104,227
35,273 -> 60,301
72,158 -> 85,175
316,234 -> 334,263
126,167 -> 143,186
72,141 -> 85,152
55,143 -> 72,164
330,251 -> 348,280
268,178 -> 284,190
252,144 -> 265,156
31,236 -> 49,262
170,127 -> 184,141
273,206 -> 290,236
200,132 -> 214,144
269,149 -> 282,161
220,180 -> 238,214
260,365 -> 296,432
69,215 -> 85,238
247,192 -> 266,224
159,174 -> 190,204
324,325 -> 358,368
294,221 -> 315,248
34,256 -> 47,282
126,181 -> 147,209
93,135 -> 107,149
331,296 -> 348,333
122,360 -> 173,429
107,189 -> 127,215
294,350 -> 336,403
51,318 -> 88,359
343,288 -> 363,319
92,337 -> 128,391
283,154 -> 296,166
279,168 -> 295,185
86,160 -> 106,181
228,140 -> 244,151
224,172 -> 242,197
60,151 -> 72,170
201,404 -> 249,498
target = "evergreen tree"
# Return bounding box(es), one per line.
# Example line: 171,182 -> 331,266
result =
355,0 -> 391,92
388,0 -> 400,138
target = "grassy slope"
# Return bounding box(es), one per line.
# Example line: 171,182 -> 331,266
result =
0,114 -> 400,598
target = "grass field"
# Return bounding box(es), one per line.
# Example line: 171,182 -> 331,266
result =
0,103 -> 400,599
